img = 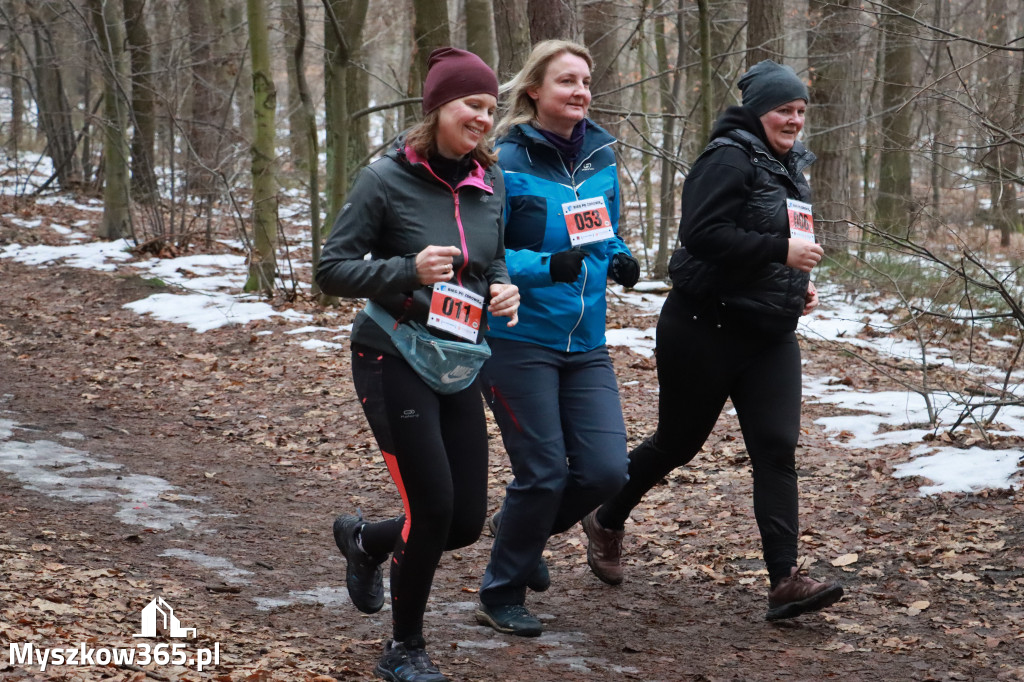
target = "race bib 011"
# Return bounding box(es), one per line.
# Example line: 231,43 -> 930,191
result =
427,282 -> 484,343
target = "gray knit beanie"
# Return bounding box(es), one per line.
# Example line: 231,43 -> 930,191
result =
737,60 -> 809,117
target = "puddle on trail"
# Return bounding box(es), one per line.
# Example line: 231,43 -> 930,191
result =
253,586 -> 353,611
160,548 -> 254,584
0,426 -> 206,530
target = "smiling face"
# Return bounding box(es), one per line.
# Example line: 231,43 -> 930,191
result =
528,52 -> 592,137
435,93 -> 497,159
760,99 -> 807,156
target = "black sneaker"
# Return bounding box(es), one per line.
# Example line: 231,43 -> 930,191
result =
475,603 -> 543,637
333,513 -> 387,614
487,511 -> 550,592
374,637 -> 447,682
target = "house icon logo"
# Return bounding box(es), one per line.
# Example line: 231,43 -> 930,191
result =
133,597 -> 197,638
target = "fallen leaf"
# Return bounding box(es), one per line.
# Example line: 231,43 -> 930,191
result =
831,553 -> 859,567
31,598 -> 76,614
940,571 -> 979,582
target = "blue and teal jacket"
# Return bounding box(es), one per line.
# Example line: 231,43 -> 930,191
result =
486,121 -> 634,352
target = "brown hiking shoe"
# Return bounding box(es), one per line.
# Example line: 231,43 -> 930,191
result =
766,564 -> 844,621
582,510 -> 624,585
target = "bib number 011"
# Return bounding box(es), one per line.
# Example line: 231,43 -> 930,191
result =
428,282 -> 484,342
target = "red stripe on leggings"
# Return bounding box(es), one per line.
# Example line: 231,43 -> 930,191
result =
381,449 -> 412,543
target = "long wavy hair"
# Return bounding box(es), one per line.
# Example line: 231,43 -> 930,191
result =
494,40 -> 594,139
405,106 -> 499,168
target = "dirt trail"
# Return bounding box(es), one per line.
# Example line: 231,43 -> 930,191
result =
1,232 -> 1023,681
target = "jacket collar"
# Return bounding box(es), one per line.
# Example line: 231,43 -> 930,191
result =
725,129 -> 816,176
387,134 -> 494,193
501,119 -> 615,161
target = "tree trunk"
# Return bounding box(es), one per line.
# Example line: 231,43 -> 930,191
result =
926,0 -> 947,231
583,0 -> 620,126
89,0 -> 131,240
746,0 -> 784,68
28,0 -> 82,190
494,0 -> 530,80
185,0 -> 228,197
807,0 -> 856,250
708,0 -> 742,113
696,0 -> 713,142
638,1 -> 654,252
654,0 -> 685,279
323,0 -> 369,219
528,0 -> 580,43
244,0 -> 278,294
981,0 -> 1018,247
283,0 -> 311,176
345,3 -> 369,180
122,0 -> 157,201
465,0 -> 497,70
293,0 -> 323,295
7,0 -> 27,153
875,0 -> 916,234
223,0 -> 254,146
406,0 -> 450,127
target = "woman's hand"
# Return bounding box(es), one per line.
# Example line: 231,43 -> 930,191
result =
415,245 -> 462,285
489,283 -> 520,327
802,281 -> 819,316
786,239 -> 824,273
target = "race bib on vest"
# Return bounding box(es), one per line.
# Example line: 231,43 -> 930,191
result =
787,199 -> 814,242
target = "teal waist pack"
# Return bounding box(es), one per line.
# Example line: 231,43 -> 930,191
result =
363,301 -> 491,394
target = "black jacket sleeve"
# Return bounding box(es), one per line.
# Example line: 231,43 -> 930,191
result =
315,165 -> 421,299
680,146 -> 790,270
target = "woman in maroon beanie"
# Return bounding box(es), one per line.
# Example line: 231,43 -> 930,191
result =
317,47 -> 518,682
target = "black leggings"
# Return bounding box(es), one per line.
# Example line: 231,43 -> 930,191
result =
350,344 -> 488,641
597,292 -> 801,585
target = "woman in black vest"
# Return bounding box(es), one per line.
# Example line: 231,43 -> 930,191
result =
583,60 -> 844,621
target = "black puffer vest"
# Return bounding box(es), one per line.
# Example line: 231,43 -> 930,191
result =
670,128 -> 815,324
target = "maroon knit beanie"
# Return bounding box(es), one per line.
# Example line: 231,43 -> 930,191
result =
421,47 -> 498,114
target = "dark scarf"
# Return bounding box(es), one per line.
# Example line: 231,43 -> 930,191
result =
537,119 -> 588,167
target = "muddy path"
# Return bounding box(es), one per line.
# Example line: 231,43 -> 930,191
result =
1,248 -> 1023,682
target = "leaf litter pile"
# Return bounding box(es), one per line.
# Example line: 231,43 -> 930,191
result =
1,200 -> 1023,681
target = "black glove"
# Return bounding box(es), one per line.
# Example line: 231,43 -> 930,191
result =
610,252 -> 640,287
549,249 -> 586,283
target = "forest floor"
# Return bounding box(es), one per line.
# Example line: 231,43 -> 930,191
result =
1,198 -> 1024,682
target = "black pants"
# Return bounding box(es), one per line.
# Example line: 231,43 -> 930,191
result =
478,338 -> 628,606
597,291 -> 801,585
350,344 -> 488,641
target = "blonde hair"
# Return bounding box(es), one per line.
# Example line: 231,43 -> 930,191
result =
405,108 -> 499,168
495,40 -> 594,138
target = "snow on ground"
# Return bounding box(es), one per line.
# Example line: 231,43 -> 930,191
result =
2,207 -> 1021,495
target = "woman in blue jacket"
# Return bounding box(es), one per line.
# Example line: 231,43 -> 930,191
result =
473,40 -> 640,637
